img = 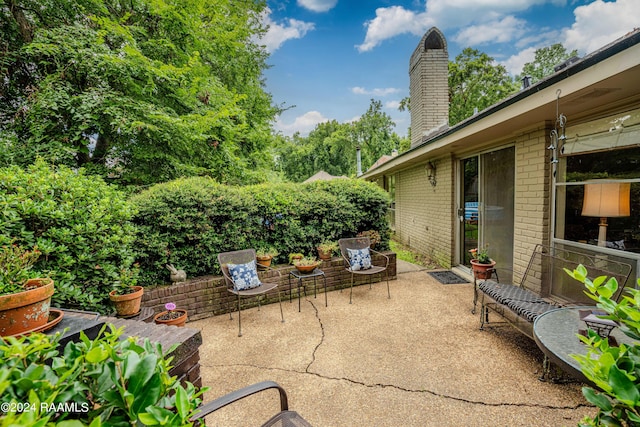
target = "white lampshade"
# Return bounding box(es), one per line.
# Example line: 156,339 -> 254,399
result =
582,182 -> 631,218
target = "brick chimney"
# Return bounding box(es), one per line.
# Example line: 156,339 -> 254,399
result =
409,27 -> 449,148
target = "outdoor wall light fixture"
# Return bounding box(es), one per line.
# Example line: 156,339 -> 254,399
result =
426,161 -> 437,187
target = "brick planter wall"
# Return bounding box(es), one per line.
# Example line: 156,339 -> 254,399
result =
142,252 -> 397,322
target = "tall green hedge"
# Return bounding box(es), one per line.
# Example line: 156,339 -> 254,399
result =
131,178 -> 390,286
0,159 -> 138,311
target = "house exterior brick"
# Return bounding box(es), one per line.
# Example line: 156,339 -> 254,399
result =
364,28 -> 640,292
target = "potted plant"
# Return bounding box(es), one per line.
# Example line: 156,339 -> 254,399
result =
293,256 -> 320,274
317,241 -> 338,261
357,230 -> 381,248
470,245 -> 496,279
0,243 -> 54,337
154,302 -> 188,327
288,253 -> 304,265
108,266 -> 143,317
256,247 -> 279,269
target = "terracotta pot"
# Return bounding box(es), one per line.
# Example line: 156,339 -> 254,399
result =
295,263 -> 320,274
109,285 -> 144,316
317,248 -> 332,261
154,309 -> 188,327
470,259 -> 496,280
0,278 -> 54,337
256,255 -> 272,269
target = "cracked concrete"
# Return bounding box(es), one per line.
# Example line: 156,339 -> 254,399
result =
190,267 -> 592,426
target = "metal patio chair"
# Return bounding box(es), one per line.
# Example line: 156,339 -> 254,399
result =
338,237 -> 390,304
218,249 -> 284,337
191,381 -> 312,426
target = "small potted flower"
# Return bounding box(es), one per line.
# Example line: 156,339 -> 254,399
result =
317,241 -> 338,261
470,245 -> 496,279
108,266 -> 143,317
256,247 -> 279,269
0,243 -> 55,336
154,302 -> 188,327
288,253 -> 304,265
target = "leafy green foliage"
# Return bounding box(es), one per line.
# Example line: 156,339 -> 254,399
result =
131,177 -> 390,286
565,265 -> 640,426
448,48 -> 520,126
275,100 -> 410,182
0,244 -> 42,294
0,325 -> 207,426
520,43 -> 578,84
0,160 -> 138,311
0,0 -> 277,187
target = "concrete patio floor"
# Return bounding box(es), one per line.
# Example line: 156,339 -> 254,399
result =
189,262 -> 593,426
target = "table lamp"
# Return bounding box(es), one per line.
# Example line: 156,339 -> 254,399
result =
581,181 -> 630,247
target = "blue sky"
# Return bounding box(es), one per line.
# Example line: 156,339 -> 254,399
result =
260,0 -> 639,137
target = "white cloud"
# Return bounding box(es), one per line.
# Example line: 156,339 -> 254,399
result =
562,0 -> 640,55
385,100 -> 401,109
261,9 -> 315,53
501,46 -> 536,76
498,0 -> 640,76
297,0 -> 337,13
356,0 -> 570,52
275,111 -> 329,136
356,6 -> 429,52
454,16 -> 527,46
351,86 -> 401,96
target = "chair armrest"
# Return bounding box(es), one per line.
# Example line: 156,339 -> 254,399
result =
191,381 -> 289,421
340,252 -> 351,268
369,248 -> 389,268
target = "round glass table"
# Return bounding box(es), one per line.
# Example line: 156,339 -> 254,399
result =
533,306 -> 635,385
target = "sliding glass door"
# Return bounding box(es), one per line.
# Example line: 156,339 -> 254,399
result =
460,147 -> 515,282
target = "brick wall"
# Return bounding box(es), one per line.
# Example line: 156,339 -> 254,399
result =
395,156 -> 454,268
142,253 -> 397,322
391,124 -> 554,286
409,28 -> 449,148
512,124 -> 552,294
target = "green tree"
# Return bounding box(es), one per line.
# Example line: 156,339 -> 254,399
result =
351,99 -> 398,171
275,99 -> 407,182
448,48 -> 520,125
520,43 -> 578,84
275,120 -> 354,182
0,0 -> 277,186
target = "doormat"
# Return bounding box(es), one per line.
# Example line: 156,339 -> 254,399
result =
427,271 -> 470,284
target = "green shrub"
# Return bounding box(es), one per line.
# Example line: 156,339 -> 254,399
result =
131,177 -> 390,286
0,325 -> 207,426
305,179 -> 392,249
565,265 -> 640,426
0,159 -> 138,311
130,177 -> 254,286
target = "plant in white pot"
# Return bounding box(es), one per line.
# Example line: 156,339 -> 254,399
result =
0,243 -> 55,337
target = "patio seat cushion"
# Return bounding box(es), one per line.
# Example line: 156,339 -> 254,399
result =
227,260 -> 262,291
478,281 -> 546,305
347,247 -> 372,271
479,280 -> 558,323
505,299 -> 559,323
